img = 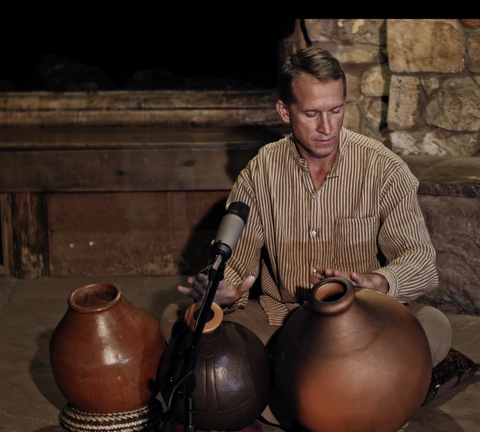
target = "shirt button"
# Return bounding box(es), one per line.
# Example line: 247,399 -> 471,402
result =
312,193 -> 317,199
311,229 -> 317,237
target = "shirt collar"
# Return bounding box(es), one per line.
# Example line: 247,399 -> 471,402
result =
287,128 -> 348,173
287,134 -> 309,170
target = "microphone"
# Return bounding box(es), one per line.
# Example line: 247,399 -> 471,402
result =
208,201 -> 250,280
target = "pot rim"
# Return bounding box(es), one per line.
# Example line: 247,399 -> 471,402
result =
310,277 -> 354,315
68,282 -> 121,313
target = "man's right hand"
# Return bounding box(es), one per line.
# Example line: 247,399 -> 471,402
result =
177,273 -> 256,306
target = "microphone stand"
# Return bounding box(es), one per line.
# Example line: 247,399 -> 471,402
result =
161,256 -> 227,432
161,201 -> 249,432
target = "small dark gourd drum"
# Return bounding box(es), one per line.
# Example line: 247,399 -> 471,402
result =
158,302 -> 271,431
273,277 -> 432,432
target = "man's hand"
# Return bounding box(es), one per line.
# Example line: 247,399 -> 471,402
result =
312,266 -> 389,294
177,273 -> 256,306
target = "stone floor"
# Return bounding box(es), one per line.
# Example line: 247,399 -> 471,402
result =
1,275 -> 479,432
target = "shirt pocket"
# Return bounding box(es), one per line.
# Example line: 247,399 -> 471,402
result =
334,215 -> 380,272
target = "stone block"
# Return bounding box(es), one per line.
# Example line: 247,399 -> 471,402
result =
387,19 -> 464,73
426,77 -> 480,132
387,75 -> 420,129
418,195 -> 480,315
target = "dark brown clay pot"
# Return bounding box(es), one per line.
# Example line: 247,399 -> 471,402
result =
50,282 -> 166,415
158,302 -> 271,431
273,277 -> 432,432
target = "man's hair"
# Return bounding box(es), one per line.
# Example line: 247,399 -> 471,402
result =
278,46 -> 347,105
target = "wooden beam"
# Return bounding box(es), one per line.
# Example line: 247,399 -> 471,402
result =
10,193 -> 49,278
0,90 -> 282,127
0,126 -> 287,192
0,194 -> 12,275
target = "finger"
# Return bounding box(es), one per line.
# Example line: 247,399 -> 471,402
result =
191,280 -> 206,299
178,283 -> 203,302
346,272 -> 364,288
323,268 -> 335,277
177,285 -> 194,296
313,266 -> 326,276
349,272 -> 360,282
196,272 -> 209,284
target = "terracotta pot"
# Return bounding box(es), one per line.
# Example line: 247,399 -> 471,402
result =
50,282 -> 165,415
158,302 -> 271,431
273,277 -> 432,432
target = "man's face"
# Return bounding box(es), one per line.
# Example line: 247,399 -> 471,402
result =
277,74 -> 346,161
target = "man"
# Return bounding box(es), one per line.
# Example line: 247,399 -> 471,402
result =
175,46 -> 452,428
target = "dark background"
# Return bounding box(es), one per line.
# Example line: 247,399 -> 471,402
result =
1,19 -> 295,91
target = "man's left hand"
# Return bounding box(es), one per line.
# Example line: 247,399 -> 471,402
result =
312,266 -> 389,294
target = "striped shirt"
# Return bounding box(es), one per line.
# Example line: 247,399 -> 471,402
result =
223,128 -> 438,326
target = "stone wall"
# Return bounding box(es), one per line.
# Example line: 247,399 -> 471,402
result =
301,18 -> 480,157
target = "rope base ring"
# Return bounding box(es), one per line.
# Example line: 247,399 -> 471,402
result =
60,399 -> 163,432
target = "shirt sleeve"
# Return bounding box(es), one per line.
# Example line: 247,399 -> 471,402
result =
374,163 -> 438,302
221,166 -> 264,307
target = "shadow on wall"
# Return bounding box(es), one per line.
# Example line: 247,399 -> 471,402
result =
178,125 -> 287,275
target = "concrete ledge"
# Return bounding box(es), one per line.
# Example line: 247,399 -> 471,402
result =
399,155 -> 480,316
402,155 -> 480,198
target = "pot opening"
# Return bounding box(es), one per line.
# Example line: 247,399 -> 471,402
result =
314,282 -> 346,302
69,283 -> 121,312
185,302 -> 223,333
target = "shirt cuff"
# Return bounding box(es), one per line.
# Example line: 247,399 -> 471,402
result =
372,267 -> 398,299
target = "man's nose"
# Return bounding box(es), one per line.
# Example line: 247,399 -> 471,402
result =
316,114 -> 332,134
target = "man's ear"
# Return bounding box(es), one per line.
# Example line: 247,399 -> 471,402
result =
276,100 -> 290,123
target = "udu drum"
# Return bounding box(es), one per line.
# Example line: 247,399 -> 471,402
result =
273,277 -> 432,432
158,302 -> 271,431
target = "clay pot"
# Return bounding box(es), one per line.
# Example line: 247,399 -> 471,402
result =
158,302 -> 271,431
50,282 -> 165,415
273,277 -> 432,432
